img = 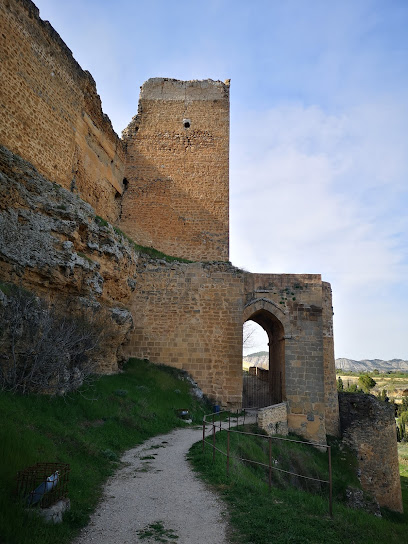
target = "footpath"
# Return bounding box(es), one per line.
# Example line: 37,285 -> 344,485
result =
74,413 -> 255,544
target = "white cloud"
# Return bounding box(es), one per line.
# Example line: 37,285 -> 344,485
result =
231,100 -> 408,358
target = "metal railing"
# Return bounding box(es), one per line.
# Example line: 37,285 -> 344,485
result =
202,410 -> 333,517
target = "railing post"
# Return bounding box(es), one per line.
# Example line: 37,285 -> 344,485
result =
228,414 -> 231,430
219,413 -> 222,431
269,437 -> 272,492
227,430 -> 230,477
243,408 -> 246,425
202,418 -> 205,452
212,419 -> 216,462
328,445 -> 333,517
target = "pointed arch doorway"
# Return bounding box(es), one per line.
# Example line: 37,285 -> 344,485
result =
242,303 -> 286,408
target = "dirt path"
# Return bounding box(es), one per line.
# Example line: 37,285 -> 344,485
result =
74,415 -> 255,544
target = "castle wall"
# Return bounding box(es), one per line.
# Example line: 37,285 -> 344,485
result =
125,261 -> 244,408
125,266 -> 338,443
244,273 -> 334,444
322,282 -> 340,436
120,78 -> 230,262
339,393 -> 403,512
0,0 -> 126,222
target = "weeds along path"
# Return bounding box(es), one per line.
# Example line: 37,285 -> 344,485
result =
74,416 -> 254,544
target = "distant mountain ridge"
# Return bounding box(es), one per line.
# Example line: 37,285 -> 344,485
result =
243,352 -> 408,373
335,358 -> 408,373
243,351 -> 268,370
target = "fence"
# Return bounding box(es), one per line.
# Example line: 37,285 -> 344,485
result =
202,410 -> 333,517
242,370 -> 282,408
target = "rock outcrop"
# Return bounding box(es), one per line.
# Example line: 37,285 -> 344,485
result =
0,145 -> 135,372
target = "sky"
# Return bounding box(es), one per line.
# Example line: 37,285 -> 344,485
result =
34,0 -> 408,361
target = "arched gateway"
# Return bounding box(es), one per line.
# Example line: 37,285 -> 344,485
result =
243,298 -> 289,408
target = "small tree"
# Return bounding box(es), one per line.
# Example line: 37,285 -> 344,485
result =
358,374 -> 376,393
345,383 -> 359,393
243,321 -> 257,350
337,376 -> 344,392
377,389 -> 388,402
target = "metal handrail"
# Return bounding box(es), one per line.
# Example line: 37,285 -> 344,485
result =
201,410 -> 333,517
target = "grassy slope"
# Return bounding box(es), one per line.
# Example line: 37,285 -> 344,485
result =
0,359 -> 210,544
189,424 -> 408,544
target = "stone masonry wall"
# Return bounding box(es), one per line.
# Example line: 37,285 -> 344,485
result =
244,273 -> 334,444
120,78 -> 230,262
339,393 -> 403,512
0,0 -> 126,222
258,402 -> 288,436
125,261 -> 244,408
322,282 -> 340,436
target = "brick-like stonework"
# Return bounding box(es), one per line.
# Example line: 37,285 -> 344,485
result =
339,393 -> 403,512
258,403 -> 288,436
243,273 -> 330,444
120,78 -> 230,262
125,260 -> 244,407
0,0 -> 126,222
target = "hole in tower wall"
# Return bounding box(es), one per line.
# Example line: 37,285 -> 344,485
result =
183,119 -> 191,129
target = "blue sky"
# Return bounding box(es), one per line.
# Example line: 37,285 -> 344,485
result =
34,0 -> 408,360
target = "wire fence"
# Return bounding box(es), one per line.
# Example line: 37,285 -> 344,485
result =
202,410 -> 333,517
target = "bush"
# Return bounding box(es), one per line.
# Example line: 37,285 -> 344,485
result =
358,374 -> 376,393
0,285 -> 103,395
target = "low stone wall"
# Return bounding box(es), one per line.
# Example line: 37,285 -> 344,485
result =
258,403 -> 288,436
339,393 -> 403,513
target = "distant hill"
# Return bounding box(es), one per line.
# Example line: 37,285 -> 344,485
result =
243,351 -> 268,370
335,358 -> 408,373
243,352 -> 408,373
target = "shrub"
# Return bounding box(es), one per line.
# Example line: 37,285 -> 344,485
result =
358,374 -> 376,393
0,285 -> 103,395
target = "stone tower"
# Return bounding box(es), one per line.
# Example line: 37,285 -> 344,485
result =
120,78 -> 230,262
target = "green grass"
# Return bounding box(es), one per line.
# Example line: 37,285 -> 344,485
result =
189,425 -> 408,544
0,359 -> 210,544
137,520 -> 179,542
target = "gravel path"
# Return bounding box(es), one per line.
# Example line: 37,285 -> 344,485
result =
74,414 -> 255,544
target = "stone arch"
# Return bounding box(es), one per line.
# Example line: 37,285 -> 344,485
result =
243,299 -> 291,404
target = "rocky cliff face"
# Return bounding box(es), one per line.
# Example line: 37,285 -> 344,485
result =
0,145 -> 137,372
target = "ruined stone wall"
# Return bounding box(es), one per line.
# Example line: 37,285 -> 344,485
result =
120,78 -> 230,262
0,0 -> 126,222
322,282 -> 340,436
244,273 -> 337,444
125,261 -> 244,408
339,393 -> 403,513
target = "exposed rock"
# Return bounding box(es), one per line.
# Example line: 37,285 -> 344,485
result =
0,145 -> 136,373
